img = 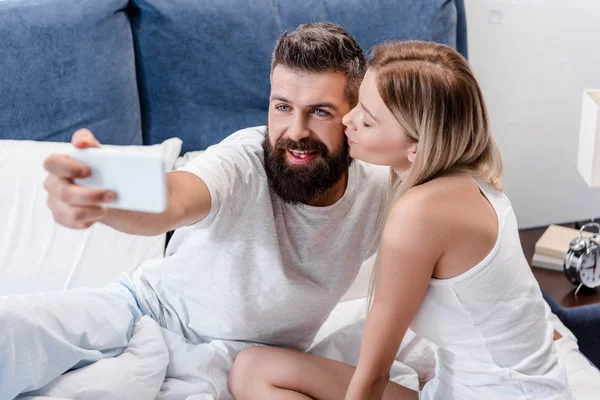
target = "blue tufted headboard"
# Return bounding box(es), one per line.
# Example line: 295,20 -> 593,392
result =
130,0 -> 468,153
0,0 -> 142,146
0,0 -> 467,153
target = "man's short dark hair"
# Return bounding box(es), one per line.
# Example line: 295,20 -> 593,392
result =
271,22 -> 367,106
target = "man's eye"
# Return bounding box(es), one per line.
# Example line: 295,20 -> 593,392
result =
314,109 -> 330,116
276,105 -> 289,111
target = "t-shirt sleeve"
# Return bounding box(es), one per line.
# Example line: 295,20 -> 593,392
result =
175,140 -> 263,234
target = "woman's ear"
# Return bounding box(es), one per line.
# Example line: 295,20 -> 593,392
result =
407,143 -> 418,164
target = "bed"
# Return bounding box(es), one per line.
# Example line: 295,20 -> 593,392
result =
12,298 -> 600,400
1,142 -> 599,399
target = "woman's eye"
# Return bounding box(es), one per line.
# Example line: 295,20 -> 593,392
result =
362,121 -> 371,128
314,109 -> 330,116
276,105 -> 289,111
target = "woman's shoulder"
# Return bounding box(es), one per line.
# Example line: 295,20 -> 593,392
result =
380,179 -> 461,268
387,174 -> 486,236
395,173 -> 473,208
383,180 -> 449,247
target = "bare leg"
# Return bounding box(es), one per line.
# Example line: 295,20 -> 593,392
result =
229,346 -> 418,400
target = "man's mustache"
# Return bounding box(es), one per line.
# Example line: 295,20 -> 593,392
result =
274,138 -> 328,155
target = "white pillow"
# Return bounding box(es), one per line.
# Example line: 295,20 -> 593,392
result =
0,138 -> 182,295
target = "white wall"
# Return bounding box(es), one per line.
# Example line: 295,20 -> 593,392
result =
465,0 -> 600,228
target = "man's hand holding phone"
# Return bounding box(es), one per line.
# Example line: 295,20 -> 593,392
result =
43,129 -> 115,229
44,128 -> 211,236
43,128 -> 168,231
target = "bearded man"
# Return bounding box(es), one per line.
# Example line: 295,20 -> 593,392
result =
1,22 -> 389,399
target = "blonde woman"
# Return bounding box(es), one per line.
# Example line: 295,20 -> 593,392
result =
229,41 -> 572,400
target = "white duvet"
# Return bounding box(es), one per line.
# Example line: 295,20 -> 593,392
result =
16,298 -> 600,400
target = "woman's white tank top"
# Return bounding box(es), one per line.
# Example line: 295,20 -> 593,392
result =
410,179 -> 573,400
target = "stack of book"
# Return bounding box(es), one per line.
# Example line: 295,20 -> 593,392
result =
532,225 -> 593,271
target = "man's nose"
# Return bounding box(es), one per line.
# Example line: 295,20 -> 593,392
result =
288,117 -> 311,141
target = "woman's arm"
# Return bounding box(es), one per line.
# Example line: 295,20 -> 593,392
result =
346,195 -> 445,400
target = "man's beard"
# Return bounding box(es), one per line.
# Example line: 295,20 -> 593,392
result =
262,130 -> 353,205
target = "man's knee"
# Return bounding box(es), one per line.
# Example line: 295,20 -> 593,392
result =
229,346 -> 264,399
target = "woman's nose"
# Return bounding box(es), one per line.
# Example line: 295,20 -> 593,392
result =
342,108 -> 355,129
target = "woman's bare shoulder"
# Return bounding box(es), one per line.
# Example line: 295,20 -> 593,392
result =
385,175 -> 482,241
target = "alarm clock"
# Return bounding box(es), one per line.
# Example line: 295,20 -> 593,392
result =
564,222 -> 600,295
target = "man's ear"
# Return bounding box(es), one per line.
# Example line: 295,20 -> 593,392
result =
407,143 -> 418,164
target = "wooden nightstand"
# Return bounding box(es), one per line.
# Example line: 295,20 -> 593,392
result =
519,226 -> 600,308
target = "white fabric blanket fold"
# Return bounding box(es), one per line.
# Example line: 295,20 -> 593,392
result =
18,316 -> 169,400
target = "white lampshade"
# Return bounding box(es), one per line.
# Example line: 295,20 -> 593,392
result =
577,89 -> 600,187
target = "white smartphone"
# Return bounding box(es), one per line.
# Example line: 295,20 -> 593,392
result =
69,147 -> 167,214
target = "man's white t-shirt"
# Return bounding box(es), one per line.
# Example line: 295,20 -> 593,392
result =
132,126 -> 389,350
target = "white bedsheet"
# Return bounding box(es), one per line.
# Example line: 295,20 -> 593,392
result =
15,299 -> 600,400
17,317 -> 168,400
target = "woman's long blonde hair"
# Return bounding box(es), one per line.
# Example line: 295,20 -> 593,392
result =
367,41 -> 503,309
